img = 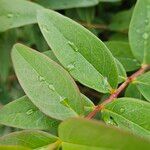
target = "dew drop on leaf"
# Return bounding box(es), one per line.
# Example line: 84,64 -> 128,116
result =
48,84 -> 55,91
59,96 -> 69,108
145,19 -> 149,24
26,109 -> 33,115
66,64 -> 75,71
120,107 -> 125,113
105,116 -> 117,126
41,25 -> 49,32
38,76 -> 45,82
7,13 -> 13,18
142,33 -> 149,40
68,41 -> 78,52
136,29 -> 140,33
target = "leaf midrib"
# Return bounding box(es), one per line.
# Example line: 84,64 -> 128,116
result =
103,108 -> 150,135
15,47 -> 78,116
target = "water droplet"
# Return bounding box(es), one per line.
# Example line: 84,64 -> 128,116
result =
60,97 -> 69,107
48,84 -> 55,91
66,64 -> 75,71
133,59 -> 137,62
7,13 -> 13,18
136,29 -> 140,33
26,109 -> 33,115
38,76 -> 45,82
145,19 -> 149,24
142,33 -> 149,40
68,41 -> 78,52
42,25 -> 49,32
120,108 -> 125,113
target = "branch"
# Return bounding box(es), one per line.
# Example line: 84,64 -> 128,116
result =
86,64 -> 150,119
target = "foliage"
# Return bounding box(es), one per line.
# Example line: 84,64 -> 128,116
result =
0,0 -> 150,149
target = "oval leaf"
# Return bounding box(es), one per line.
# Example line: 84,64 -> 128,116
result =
102,98 -> 150,138
0,130 -> 59,149
37,9 -> 119,92
0,96 -> 59,130
125,83 -> 145,100
136,71 -> 150,102
0,0 -> 43,32
59,118 -> 150,150
129,0 -> 150,64
11,43 -> 83,120
105,41 -> 140,72
34,0 -> 99,10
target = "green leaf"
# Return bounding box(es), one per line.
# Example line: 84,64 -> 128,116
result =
105,41 -> 140,72
37,9 -> 119,93
12,43 -> 83,120
125,83 -> 145,100
115,58 -> 127,83
108,8 -> 133,32
0,96 -> 59,130
0,0 -> 43,32
129,0 -> 150,64
33,0 -> 99,10
102,98 -> 150,138
0,145 -> 30,150
59,118 -> 150,150
0,130 -> 59,149
135,71 -> 150,102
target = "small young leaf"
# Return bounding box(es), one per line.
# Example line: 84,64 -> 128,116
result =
136,71 -> 150,102
0,0 -> 43,32
59,118 -> 150,150
115,59 -> 127,83
108,8 -> 133,32
0,130 -> 59,149
12,44 -> 83,120
0,96 -> 59,130
125,83 -> 145,100
105,41 -> 140,72
37,9 -> 119,92
33,0 -> 99,10
102,98 -> 150,138
129,0 -> 150,64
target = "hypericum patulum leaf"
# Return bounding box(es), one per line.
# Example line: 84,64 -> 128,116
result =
0,96 -> 59,130
34,0 -> 99,10
105,41 -> 140,72
102,98 -> 150,138
0,130 -> 59,149
129,0 -> 150,64
37,9 -> 119,93
136,71 -> 150,102
0,0 -> 43,32
59,118 -> 150,150
12,43 -> 83,120
125,83 -> 145,100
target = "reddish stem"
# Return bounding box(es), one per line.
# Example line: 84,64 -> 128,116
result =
86,64 -> 150,119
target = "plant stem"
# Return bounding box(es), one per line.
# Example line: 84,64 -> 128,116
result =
86,64 -> 150,119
